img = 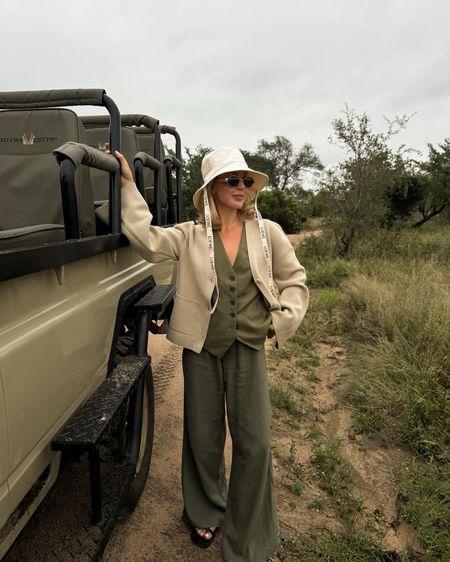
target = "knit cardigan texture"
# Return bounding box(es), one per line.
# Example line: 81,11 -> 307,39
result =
101,183 -> 309,353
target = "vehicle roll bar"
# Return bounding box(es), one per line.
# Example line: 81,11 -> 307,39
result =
0,88 -> 106,109
160,126 -> 183,222
0,88 -> 122,234
133,152 -> 162,221
81,113 -> 159,132
55,142 -> 120,173
54,143 -> 120,240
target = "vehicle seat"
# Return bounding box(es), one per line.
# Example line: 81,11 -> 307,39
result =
84,127 -> 139,206
0,108 -> 95,250
131,126 -> 168,210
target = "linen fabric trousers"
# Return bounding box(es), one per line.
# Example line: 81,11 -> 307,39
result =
182,341 -> 279,562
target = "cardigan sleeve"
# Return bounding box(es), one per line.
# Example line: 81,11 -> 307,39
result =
95,182 -> 189,262
268,221 -> 309,344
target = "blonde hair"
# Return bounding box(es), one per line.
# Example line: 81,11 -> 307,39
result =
196,182 -> 256,229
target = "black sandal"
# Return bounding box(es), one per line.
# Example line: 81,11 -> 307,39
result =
190,526 -> 220,548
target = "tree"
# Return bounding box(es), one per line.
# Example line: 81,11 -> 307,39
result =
321,105 -> 411,256
305,188 -> 332,218
257,189 -> 307,233
413,139 -> 450,227
384,173 -> 426,226
255,135 -> 323,192
182,137 -> 321,230
182,145 -> 212,221
241,150 -> 276,184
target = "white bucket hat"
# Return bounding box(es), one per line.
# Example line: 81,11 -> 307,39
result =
192,146 -> 269,211
192,147 -> 276,315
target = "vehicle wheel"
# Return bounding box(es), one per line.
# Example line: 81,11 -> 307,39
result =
120,361 -> 155,515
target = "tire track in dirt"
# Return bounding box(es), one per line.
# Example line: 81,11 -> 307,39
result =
149,334 -> 182,402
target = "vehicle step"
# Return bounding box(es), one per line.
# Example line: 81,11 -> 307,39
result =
52,355 -> 149,451
134,283 -> 175,315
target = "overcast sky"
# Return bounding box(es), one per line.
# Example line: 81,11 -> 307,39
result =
1,0 -> 449,169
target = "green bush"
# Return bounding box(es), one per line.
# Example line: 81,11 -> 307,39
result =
307,259 -> 354,288
257,189 -> 307,233
296,228 -> 335,265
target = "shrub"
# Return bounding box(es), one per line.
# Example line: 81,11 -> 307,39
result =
307,259 -> 354,289
257,189 -> 307,233
343,265 -> 450,461
350,225 -> 450,263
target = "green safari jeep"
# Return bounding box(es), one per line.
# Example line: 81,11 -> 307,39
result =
0,88 -> 182,560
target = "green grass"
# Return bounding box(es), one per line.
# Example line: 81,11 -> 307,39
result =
311,437 -> 362,521
314,287 -> 345,313
307,259 -> 354,288
396,461 -> 450,559
270,384 -> 303,417
293,479 -> 303,496
350,224 -> 450,263
284,224 -> 450,560
343,266 -> 450,462
278,528 -> 412,561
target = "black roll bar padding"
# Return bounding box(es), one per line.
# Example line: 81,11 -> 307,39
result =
103,94 -> 122,234
153,125 -> 162,225
134,159 -> 145,198
81,113 -> 159,132
134,152 -> 163,221
54,142 -> 121,239
0,88 -> 106,109
128,123 -> 163,225
164,154 -> 183,169
160,126 -> 182,222
132,124 -> 163,225
159,125 -> 176,135
59,159 -> 80,240
120,113 -> 159,131
134,152 -> 162,171
164,159 -> 175,224
163,154 -> 183,223
54,142 -> 120,173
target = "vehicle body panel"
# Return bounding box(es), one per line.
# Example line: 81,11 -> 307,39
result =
0,246 -> 171,519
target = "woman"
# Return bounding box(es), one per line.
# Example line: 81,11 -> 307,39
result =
113,146 -> 309,562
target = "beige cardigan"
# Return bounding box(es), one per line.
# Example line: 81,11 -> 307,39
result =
111,183 -> 309,353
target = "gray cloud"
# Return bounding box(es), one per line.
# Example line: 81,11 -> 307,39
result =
1,0 -> 449,169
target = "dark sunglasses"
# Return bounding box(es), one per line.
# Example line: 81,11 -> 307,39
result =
217,175 -> 255,188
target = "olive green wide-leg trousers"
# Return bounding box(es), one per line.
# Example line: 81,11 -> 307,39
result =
182,341 -> 279,562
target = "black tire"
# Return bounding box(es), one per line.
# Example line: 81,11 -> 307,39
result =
120,362 -> 155,514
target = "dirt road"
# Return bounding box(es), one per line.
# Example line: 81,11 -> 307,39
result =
103,334 -> 227,562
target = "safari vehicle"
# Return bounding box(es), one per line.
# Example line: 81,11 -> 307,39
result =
0,89 -> 182,560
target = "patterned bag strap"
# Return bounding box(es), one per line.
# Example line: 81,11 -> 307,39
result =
254,198 -> 277,300
203,188 -> 219,313
203,188 -> 277,312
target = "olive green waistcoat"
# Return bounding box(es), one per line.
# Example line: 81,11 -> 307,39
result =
203,228 -> 271,358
